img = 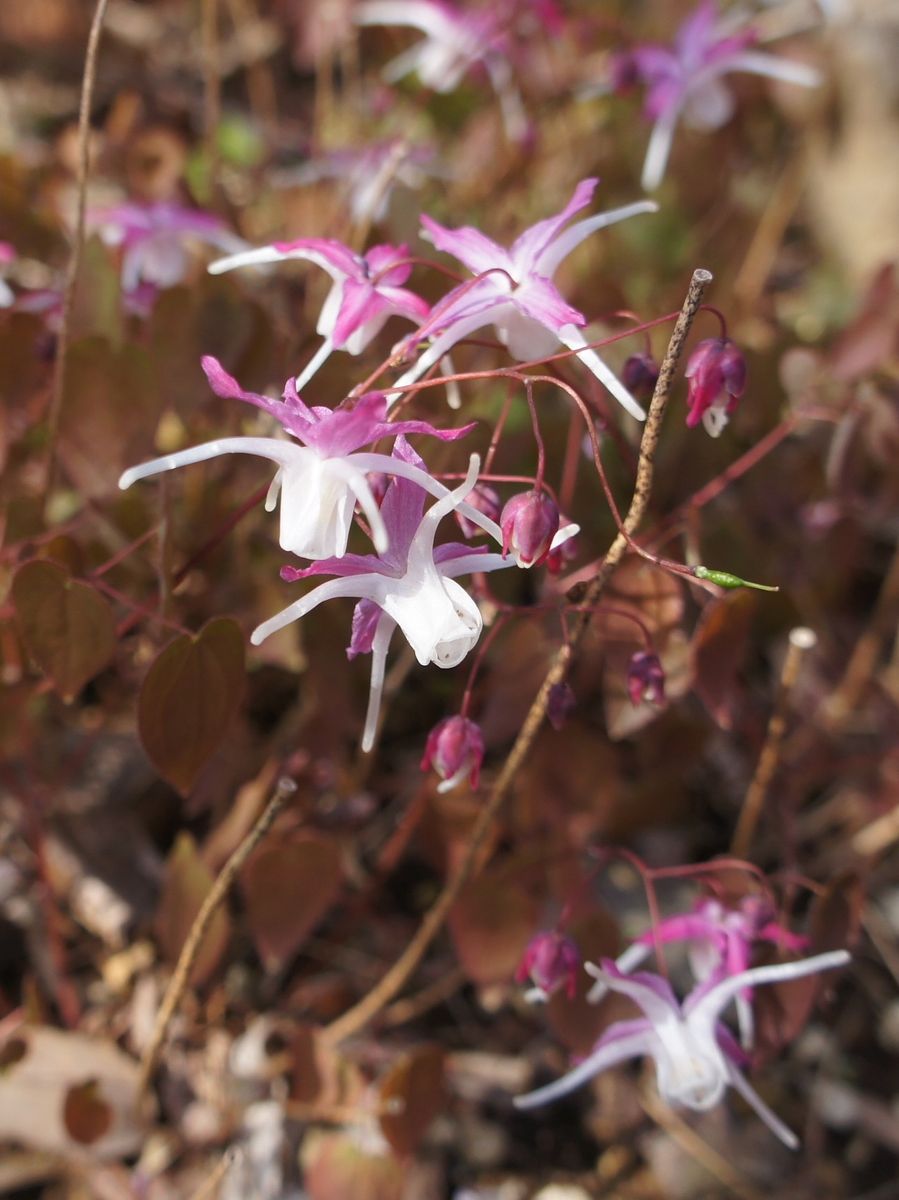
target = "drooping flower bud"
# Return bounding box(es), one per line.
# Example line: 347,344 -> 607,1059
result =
684,337 -> 747,438
516,931 -> 581,1002
547,682 -> 576,730
500,490 -> 560,568
627,650 -> 666,707
455,482 -> 502,539
622,351 -> 660,401
421,716 -> 485,793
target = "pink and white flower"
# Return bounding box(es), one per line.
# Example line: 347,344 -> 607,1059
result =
209,238 -> 430,390
626,1 -> 821,190
258,441 -> 522,749
515,949 -> 849,1148
587,894 -> 809,1048
391,179 -> 657,420
119,358 -> 476,561
0,242 -> 16,307
356,1 -> 527,140
87,200 -> 247,301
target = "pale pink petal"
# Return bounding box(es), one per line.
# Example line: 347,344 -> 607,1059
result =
420,213 -> 512,278
508,178 -> 598,273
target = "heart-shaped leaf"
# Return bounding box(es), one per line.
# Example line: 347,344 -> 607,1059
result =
449,873 -> 538,986
138,617 -> 245,794
378,1046 -> 445,1157
302,1130 -> 404,1200
155,832 -> 231,987
241,834 -> 343,971
12,559 -> 117,701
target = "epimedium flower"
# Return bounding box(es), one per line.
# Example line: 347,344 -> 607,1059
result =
355,1 -> 527,142
516,931 -> 581,1004
209,238 -> 430,390
0,242 -> 16,307
515,949 -> 850,1148
421,715 -> 485,792
624,0 -> 821,191
685,336 -> 747,436
87,200 -> 248,303
255,441 -> 522,751
587,894 -> 809,1048
272,138 -> 441,226
390,178 -> 658,421
118,357 -> 477,561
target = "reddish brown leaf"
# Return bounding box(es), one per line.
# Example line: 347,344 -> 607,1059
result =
241,834 -> 343,971
155,832 -> 231,986
691,591 -> 757,729
449,873 -> 539,986
753,874 -> 858,1066
12,559 -> 116,701
63,1080 -> 113,1145
378,1046 -> 445,1158
58,337 -> 162,499
138,617 -> 245,794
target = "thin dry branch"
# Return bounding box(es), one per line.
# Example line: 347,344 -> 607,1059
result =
138,776 -> 296,1095
320,267 -> 713,1048
44,0 -> 111,500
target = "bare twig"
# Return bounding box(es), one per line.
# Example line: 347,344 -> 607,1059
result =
138,776 -> 295,1095
731,626 -> 818,859
44,0 -> 111,501
202,0 -> 222,195
320,268 -> 713,1047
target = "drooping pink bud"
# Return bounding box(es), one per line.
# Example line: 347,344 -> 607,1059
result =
516,931 -> 581,1001
455,482 -> 502,539
547,682 -> 576,730
622,351 -> 659,401
684,337 -> 747,438
627,650 -> 666,707
500,490 -> 560,568
421,716 -> 485,793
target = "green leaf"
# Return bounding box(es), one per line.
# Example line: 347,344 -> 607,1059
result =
12,559 -> 117,701
138,617 -> 245,794
241,834 -> 343,971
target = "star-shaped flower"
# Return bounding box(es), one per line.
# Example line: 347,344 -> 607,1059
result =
356,1 -> 529,141
119,358 -> 474,561
391,179 -> 657,420
88,200 -> 248,305
209,238 -> 430,390
588,895 -> 809,1047
256,440 -> 521,749
515,949 -> 849,1148
625,0 -> 821,190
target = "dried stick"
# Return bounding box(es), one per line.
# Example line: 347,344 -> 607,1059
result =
44,0 -> 111,500
731,626 -> 817,859
201,0 -> 222,195
320,268 -> 713,1048
187,1148 -> 242,1200
138,777 -> 295,1095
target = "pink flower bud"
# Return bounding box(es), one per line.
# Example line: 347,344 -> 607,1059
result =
622,351 -> 659,401
455,482 -> 502,539
547,682 -> 576,730
421,716 -> 485,793
516,931 -> 581,1001
500,490 -> 560,568
627,650 -> 666,707
684,338 -> 747,438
